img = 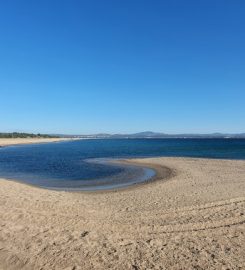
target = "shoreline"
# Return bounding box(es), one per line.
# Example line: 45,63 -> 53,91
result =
0,137 -> 79,148
0,137 -> 244,194
0,158 -> 174,193
0,138 -> 174,193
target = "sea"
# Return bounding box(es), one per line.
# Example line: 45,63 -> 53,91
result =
0,138 -> 244,190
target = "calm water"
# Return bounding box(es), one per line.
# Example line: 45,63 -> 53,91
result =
0,138 -> 245,190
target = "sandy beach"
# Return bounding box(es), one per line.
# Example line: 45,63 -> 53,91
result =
0,156 -> 244,269
0,138 -> 77,148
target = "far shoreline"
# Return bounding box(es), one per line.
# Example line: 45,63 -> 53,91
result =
0,137 -> 82,148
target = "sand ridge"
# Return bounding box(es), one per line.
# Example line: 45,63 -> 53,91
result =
0,157 -> 245,269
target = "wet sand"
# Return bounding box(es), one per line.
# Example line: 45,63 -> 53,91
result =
0,157 -> 245,269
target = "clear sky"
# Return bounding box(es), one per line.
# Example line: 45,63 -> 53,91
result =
0,1 -> 244,134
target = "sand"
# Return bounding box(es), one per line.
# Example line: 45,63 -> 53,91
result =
0,157 -> 245,269
0,138 -> 77,147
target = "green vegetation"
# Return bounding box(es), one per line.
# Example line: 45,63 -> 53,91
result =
0,132 -> 59,138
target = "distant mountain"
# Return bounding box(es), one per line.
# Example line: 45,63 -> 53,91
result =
76,132 -> 245,139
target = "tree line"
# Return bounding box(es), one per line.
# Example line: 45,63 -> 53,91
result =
0,132 -> 59,138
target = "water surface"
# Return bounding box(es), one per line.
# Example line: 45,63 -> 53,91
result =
0,138 -> 244,190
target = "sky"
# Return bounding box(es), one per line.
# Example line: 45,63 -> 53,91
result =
0,0 -> 245,134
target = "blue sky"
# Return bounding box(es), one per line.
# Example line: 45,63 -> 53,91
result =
0,1 -> 244,134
